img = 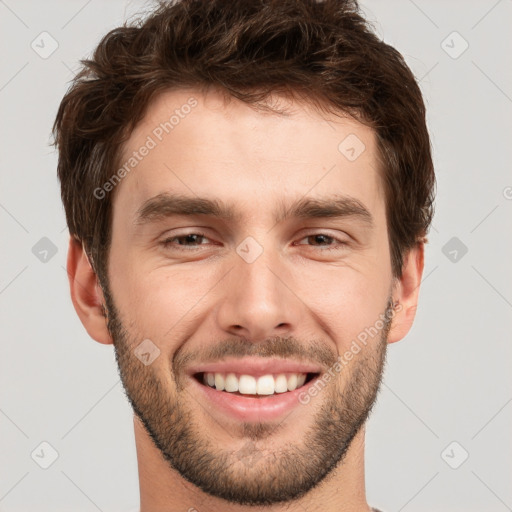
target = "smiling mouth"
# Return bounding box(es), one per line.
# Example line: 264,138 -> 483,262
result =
193,372 -> 320,398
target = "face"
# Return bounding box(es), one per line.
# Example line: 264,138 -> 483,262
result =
102,88 -> 397,505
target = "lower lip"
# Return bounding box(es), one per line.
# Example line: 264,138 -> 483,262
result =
189,374 -> 319,422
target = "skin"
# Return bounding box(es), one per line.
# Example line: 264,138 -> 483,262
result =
67,87 -> 424,512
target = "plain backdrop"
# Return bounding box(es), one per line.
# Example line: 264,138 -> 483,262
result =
1,1 -> 511,511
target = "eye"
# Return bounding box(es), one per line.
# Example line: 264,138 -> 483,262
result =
295,233 -> 348,251
159,231 -> 348,252
160,232 -> 213,250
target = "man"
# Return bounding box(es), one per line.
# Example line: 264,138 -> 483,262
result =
53,0 -> 435,510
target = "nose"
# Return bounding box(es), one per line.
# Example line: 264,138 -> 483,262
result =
215,243 -> 303,342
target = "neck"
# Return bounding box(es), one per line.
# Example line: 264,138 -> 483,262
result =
134,415 -> 372,512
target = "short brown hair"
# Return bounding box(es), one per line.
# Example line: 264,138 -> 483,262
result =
53,0 -> 435,283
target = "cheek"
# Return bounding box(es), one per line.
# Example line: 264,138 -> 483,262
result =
110,254 -> 219,340
293,264 -> 390,349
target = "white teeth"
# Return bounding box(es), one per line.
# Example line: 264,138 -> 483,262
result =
287,374 -> 298,391
274,374 -> 288,393
224,373 -> 239,392
214,373 -> 225,391
202,372 -> 310,395
256,374 -> 274,395
239,375 -> 257,394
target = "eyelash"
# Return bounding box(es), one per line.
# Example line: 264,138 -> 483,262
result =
160,232 -> 348,252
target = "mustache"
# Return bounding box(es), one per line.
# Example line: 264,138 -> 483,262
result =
172,336 -> 338,376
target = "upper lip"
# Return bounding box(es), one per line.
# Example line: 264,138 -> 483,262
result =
187,357 -> 323,377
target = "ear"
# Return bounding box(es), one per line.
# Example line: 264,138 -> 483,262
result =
387,242 -> 425,344
66,236 -> 113,345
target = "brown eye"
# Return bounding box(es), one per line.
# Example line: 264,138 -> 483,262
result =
295,233 -> 347,251
161,232 -> 211,249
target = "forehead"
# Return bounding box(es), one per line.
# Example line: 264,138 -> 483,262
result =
114,87 -> 383,224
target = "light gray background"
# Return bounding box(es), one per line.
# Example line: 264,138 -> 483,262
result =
1,1 -> 511,511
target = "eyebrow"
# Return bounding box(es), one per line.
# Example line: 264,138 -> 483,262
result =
134,192 -> 373,227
